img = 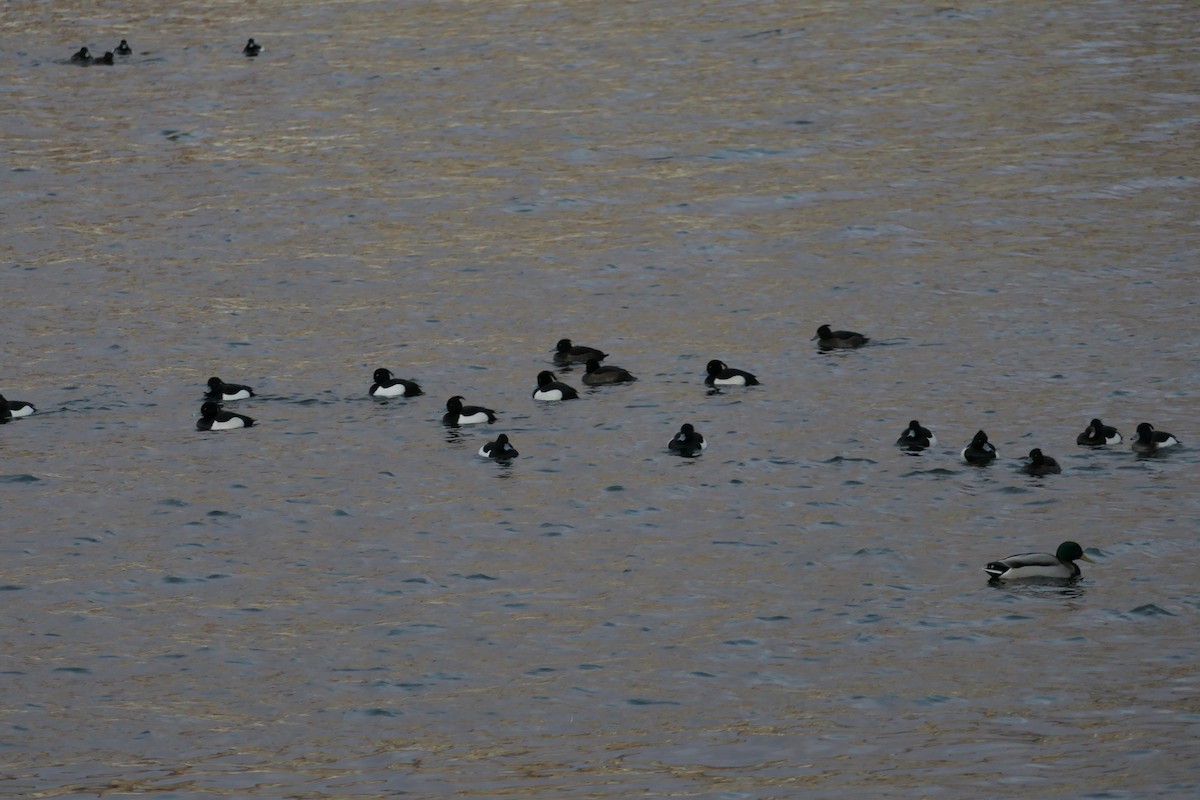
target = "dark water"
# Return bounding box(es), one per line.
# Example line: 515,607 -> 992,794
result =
3,1 -> 1199,796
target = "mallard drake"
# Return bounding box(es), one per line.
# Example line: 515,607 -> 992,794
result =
984,541 -> 1092,581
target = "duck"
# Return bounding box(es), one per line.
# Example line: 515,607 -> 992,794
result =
1022,448 -> 1062,476
478,433 -> 519,459
1131,422 -> 1179,455
704,359 -> 759,386
69,47 -> 92,64
1076,418 -> 1122,446
553,338 -> 607,364
812,324 -> 869,350
984,541 -> 1092,581
243,38 -> 262,56
582,358 -> 636,386
961,430 -> 997,464
896,420 -> 936,449
196,401 -> 254,431
0,394 -> 36,419
443,395 -> 497,425
92,51 -> 115,65
369,368 -> 423,398
532,370 -> 579,401
114,40 -> 133,56
667,423 -> 707,455
205,376 -> 255,401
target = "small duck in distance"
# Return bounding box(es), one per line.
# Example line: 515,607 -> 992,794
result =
1131,422 -> 1179,456
1022,448 -> 1062,476
243,38 -> 262,56
115,39 -> 133,56
478,433 -> 519,459
553,339 -> 607,364
1076,418 -> 1122,446
896,420 -> 936,450
532,370 -> 579,401
206,377 -> 255,401
69,47 -> 92,64
984,541 -> 1092,582
704,359 -> 759,387
582,358 -> 636,386
369,368 -> 423,398
92,51 -> 115,65
812,324 -> 869,350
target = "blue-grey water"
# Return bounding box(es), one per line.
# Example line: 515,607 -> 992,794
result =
3,1 -> 1199,797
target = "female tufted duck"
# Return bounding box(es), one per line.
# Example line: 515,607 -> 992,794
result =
812,324 -> 869,350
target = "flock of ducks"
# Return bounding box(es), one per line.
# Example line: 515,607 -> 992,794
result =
41,35 -> 1179,586
6,321 -> 1185,581
64,38 -> 261,65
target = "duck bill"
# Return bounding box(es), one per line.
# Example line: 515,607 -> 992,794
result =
1079,553 -> 1095,563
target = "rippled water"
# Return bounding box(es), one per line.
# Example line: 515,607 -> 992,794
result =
3,0 -> 1199,797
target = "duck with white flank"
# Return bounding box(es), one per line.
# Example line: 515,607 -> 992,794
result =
1076,418 -> 1122,446
442,396 -> 497,425
582,358 -> 636,386
478,434 -> 519,459
961,430 -> 997,465
369,368 -> 423,398
196,401 -> 254,431
532,370 -> 579,401
206,377 -> 255,401
1131,422 -> 1179,455
984,541 -> 1092,582
704,359 -> 759,386
812,324 -> 869,350
0,394 -> 36,420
